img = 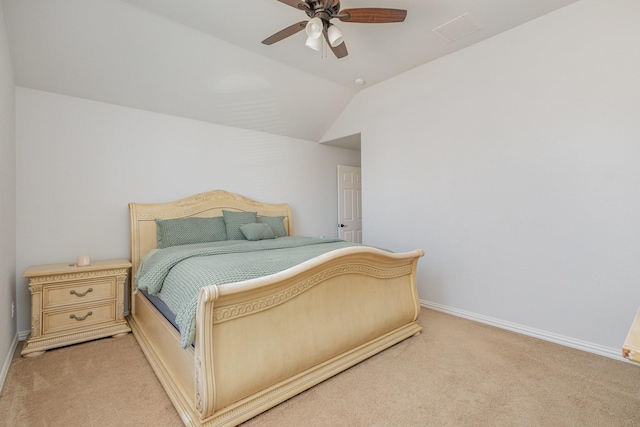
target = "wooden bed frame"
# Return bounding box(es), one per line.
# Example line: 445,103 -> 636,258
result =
128,190 -> 424,426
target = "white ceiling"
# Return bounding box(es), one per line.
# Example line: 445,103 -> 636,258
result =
3,0 -> 580,143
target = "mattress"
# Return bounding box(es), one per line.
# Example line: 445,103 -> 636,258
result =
140,289 -> 179,330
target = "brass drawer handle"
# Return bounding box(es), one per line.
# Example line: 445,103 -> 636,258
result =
69,311 -> 93,321
70,288 -> 93,297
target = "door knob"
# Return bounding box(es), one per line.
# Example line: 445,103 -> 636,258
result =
339,224 -> 347,228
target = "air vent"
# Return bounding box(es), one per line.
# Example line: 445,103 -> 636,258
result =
433,13 -> 482,42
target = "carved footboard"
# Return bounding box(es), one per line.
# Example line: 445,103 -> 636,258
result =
193,246 -> 423,426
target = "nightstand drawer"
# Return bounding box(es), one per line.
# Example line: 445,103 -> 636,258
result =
43,278 -> 116,309
42,302 -> 116,335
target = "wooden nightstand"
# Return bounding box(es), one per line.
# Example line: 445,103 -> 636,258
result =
21,258 -> 132,357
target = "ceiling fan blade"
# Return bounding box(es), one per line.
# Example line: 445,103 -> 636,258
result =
338,8 -> 407,23
328,41 -> 348,59
262,21 -> 307,45
276,0 -> 310,11
323,29 -> 348,59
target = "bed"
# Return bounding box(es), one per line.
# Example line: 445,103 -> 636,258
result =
128,190 -> 424,426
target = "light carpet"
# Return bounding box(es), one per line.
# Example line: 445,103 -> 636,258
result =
1,309 -> 639,426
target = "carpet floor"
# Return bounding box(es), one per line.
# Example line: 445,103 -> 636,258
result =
1,308 -> 639,426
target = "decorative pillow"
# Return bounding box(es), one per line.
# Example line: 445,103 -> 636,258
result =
222,210 -> 257,240
240,223 -> 276,241
156,217 -> 227,248
257,216 -> 287,237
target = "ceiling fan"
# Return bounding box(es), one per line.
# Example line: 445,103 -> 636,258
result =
262,0 -> 407,59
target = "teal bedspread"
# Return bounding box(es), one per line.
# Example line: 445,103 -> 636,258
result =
136,237 -> 357,348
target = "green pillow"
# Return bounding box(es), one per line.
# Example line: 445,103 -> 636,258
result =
240,223 -> 276,241
156,217 -> 227,248
257,216 -> 287,237
222,210 -> 257,240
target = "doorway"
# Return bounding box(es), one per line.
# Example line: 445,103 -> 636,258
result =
337,165 -> 362,243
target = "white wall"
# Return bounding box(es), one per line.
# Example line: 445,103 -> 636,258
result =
15,88 -> 360,334
324,0 -> 640,355
0,0 -> 17,389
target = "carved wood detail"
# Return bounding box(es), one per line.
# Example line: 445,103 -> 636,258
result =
213,264 -> 412,323
30,314 -> 40,338
24,324 -> 129,353
28,268 -> 129,284
195,355 -> 203,415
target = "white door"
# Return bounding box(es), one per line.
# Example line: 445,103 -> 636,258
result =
337,165 -> 362,243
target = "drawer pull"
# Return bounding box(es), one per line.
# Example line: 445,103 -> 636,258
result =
70,288 -> 93,297
69,311 -> 93,321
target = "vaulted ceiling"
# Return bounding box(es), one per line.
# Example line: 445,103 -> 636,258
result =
3,0 -> 579,143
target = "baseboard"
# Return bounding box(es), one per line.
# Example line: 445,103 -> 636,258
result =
0,333 -> 19,394
420,300 -> 626,362
18,330 -> 29,341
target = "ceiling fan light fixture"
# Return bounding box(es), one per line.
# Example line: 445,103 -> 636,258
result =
305,17 -> 323,39
305,35 -> 322,51
327,24 -> 344,47
262,1 -> 407,59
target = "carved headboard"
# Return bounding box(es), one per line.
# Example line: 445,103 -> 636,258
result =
128,190 -> 293,277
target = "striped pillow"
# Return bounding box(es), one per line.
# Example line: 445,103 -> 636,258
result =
156,217 -> 227,248
257,216 -> 287,237
222,210 -> 257,240
240,223 -> 276,241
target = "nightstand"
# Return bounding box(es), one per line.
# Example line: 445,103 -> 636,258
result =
21,258 -> 132,357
